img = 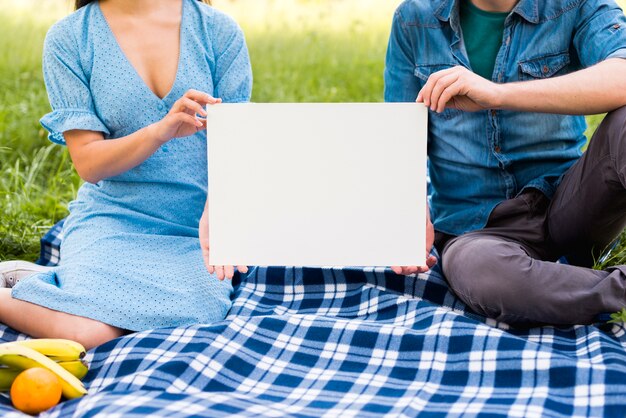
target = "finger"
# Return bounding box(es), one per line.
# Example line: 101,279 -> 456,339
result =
215,265 -> 225,281
436,80 -> 464,113
419,67 -> 457,107
205,243 -> 214,274
196,118 -> 207,131
202,247 -> 211,272
430,73 -> 459,113
176,112 -> 203,128
403,267 -> 418,275
391,266 -> 403,275
426,256 -> 438,268
184,89 -> 220,105
224,265 -> 235,280
396,267 -> 411,276
237,265 -> 249,274
176,97 -> 208,116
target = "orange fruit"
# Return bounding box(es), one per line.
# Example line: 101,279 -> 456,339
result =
10,367 -> 62,415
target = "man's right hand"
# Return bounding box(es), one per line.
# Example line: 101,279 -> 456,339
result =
416,66 -> 504,114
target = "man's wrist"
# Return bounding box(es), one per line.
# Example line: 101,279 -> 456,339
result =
493,82 -> 511,110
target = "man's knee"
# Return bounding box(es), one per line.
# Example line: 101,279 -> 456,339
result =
442,236 -> 535,318
607,104 -> 626,122
601,105 -> 626,168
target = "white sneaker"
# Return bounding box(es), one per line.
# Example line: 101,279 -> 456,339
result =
0,261 -> 53,288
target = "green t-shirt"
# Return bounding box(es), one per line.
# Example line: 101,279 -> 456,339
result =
460,1 -> 508,80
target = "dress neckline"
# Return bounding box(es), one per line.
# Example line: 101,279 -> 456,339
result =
95,0 -> 186,102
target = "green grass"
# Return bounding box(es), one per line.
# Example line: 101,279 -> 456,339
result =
0,0 -> 624,267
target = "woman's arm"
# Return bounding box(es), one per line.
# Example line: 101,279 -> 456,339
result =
65,90 -> 220,183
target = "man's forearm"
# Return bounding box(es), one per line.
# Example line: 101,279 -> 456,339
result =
498,58 -> 626,115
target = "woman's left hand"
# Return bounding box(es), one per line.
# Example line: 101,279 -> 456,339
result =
199,200 -> 248,280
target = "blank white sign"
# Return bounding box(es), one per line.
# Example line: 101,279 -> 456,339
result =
206,103 -> 427,267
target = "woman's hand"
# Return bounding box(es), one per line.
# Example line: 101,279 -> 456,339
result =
199,201 -> 249,281
152,89 -> 222,144
391,206 -> 437,275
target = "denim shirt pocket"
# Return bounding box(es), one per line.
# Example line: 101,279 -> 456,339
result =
414,64 -> 463,120
518,52 -> 570,81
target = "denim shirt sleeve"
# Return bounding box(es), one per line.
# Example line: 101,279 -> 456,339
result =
573,0 -> 626,67
384,10 -> 420,103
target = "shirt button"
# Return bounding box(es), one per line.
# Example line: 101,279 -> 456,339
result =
158,102 -> 166,111
494,146 -> 502,153
542,65 -> 550,74
490,109 -> 497,117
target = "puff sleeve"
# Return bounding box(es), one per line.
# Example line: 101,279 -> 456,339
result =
211,12 -> 253,103
40,22 -> 110,145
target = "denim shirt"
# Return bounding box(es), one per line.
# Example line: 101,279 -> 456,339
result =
384,0 -> 626,236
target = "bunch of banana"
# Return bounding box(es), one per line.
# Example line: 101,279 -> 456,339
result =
0,339 -> 88,399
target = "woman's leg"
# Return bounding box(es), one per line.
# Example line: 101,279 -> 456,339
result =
0,289 -> 125,350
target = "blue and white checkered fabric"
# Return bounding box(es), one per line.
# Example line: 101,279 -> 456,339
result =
1,227 -> 623,417
36,219 -> 64,267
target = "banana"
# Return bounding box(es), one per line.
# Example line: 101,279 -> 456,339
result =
0,343 -> 87,399
57,359 -> 89,380
0,368 -> 20,392
13,339 -> 86,362
0,359 -> 89,392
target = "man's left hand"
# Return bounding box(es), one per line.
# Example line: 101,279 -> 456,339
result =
417,66 -> 504,113
391,210 -> 437,276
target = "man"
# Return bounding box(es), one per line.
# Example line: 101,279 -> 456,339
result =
385,0 -> 626,324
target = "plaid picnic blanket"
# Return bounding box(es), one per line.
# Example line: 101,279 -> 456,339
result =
1,220 -> 625,417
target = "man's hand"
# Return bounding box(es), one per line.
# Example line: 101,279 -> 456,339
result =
418,60 -> 626,115
417,66 -> 504,113
391,209 -> 437,275
199,201 -> 248,281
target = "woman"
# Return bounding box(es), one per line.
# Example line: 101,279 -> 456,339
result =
0,0 -> 251,349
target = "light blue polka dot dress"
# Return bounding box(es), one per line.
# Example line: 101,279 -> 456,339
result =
12,0 -> 252,331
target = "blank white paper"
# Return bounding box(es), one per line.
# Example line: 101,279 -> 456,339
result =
206,103 -> 428,267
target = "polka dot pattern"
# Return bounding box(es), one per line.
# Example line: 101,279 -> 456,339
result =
13,0 -> 253,331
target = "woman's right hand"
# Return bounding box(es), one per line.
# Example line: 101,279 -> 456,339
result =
152,89 -> 222,144
199,200 -> 249,281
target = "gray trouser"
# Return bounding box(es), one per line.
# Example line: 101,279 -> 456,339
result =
436,106 -> 626,325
